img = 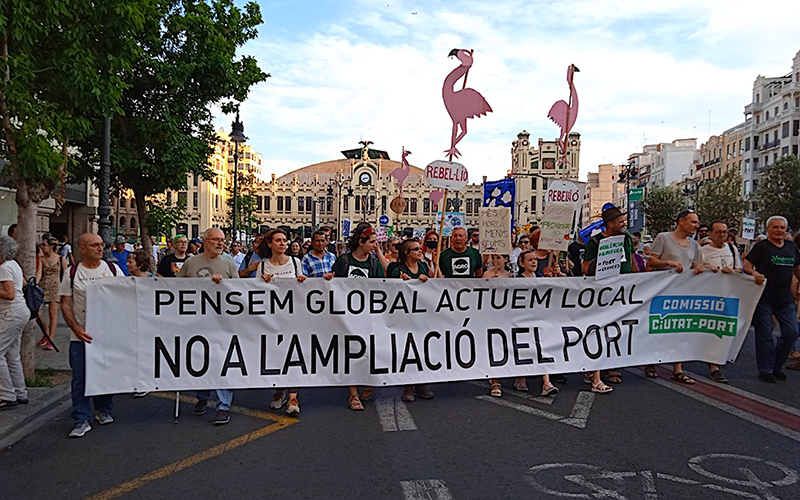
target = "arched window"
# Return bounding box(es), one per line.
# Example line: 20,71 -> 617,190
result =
130,198 -> 136,209
119,216 -> 127,228
130,217 -> 137,229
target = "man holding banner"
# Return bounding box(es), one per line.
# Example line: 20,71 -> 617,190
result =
438,227 -> 482,278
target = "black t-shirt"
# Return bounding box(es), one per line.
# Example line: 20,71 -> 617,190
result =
745,239 -> 800,305
567,241 -> 585,277
157,253 -> 190,277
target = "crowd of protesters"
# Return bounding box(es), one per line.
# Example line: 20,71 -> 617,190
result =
1,211 -> 798,439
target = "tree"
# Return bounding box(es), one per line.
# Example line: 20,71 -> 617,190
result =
750,155 -> 800,230
1,0 -> 147,377
695,168 -> 747,228
642,185 -> 685,235
145,195 -> 187,240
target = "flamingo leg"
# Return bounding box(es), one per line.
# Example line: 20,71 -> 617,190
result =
444,122 -> 463,158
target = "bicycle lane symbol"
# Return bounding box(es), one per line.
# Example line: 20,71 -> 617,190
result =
525,454 -> 799,500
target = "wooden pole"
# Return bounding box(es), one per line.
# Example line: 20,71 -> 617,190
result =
433,188 -> 449,277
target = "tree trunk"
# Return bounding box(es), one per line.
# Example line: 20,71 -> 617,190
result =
14,179 -> 41,380
135,190 -> 155,270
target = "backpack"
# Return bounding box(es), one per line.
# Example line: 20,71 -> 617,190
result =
22,277 -> 45,320
69,261 -> 118,289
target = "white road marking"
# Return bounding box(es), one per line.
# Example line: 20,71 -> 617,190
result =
626,368 -> 800,443
376,397 -> 417,432
400,479 -> 453,500
476,391 -> 595,429
466,380 -> 555,405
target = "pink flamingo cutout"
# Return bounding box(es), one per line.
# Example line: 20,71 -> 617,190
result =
442,49 -> 492,159
547,64 -> 580,166
391,147 -> 411,194
429,188 -> 445,208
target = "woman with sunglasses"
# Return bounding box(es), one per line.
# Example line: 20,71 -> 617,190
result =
329,223 -> 384,410
389,238 -> 435,401
509,234 -> 530,276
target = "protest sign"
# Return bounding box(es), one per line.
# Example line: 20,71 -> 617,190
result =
539,180 -> 585,251
342,219 -> 351,239
434,212 -> 466,236
425,160 -> 468,190
375,226 -> 388,242
479,207 -> 511,254
742,218 -> 755,240
85,272 -> 763,395
594,235 -> 625,280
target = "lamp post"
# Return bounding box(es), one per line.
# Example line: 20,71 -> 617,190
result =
327,172 -> 353,241
229,113 -> 246,241
616,160 -> 638,227
98,117 -> 115,262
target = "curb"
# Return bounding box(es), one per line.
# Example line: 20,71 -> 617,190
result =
0,383 -> 71,450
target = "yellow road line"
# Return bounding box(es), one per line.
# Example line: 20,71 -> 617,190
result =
85,393 -> 297,500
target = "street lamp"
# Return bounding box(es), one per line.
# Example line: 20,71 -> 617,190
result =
326,172 -> 353,241
229,113 -> 246,242
617,161 -> 638,227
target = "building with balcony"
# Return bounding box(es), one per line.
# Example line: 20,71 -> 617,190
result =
582,163 -> 621,225
646,139 -> 698,188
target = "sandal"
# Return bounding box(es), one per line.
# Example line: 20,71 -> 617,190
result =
349,394 -> 364,411
671,372 -> 696,385
591,381 -> 613,393
541,383 -> 559,397
789,351 -> 800,360
361,387 -> 373,401
786,360 -> 800,370
583,373 -> 593,384
710,370 -> 728,383
513,378 -> 529,392
644,365 -> 658,378
605,370 -> 622,384
490,382 -> 502,397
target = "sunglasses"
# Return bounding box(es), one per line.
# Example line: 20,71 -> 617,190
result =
409,247 -> 422,251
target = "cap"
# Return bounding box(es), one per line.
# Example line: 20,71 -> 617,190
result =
114,236 -> 126,244
601,206 -> 626,225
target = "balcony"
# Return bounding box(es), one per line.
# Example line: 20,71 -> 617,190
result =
759,140 -> 781,152
744,102 -> 762,114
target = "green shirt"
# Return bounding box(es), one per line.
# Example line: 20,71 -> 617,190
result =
439,246 -> 482,278
331,253 -> 385,279
389,261 -> 430,279
583,232 -> 636,274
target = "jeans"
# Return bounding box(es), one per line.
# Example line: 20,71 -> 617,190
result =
753,301 -> 800,375
196,389 -> 233,411
70,341 -> 113,423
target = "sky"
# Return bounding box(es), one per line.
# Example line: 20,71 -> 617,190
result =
214,0 -> 800,182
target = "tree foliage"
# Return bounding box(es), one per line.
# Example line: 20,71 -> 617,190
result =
750,155 -> 800,231
226,163 -> 259,239
146,195 -> 187,239
642,185 -> 685,235
695,168 -> 747,229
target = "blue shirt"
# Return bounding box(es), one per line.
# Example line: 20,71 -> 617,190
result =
302,251 -> 336,277
239,252 -> 265,278
112,249 -> 130,275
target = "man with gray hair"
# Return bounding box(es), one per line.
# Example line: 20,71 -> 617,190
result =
744,215 -> 800,383
177,228 -> 239,424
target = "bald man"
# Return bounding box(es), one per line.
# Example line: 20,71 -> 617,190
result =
59,233 -> 123,438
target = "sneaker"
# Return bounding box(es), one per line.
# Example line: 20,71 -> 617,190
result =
773,370 -> 787,381
286,397 -> 300,416
37,336 -> 48,347
43,341 -> 54,351
270,390 -> 287,410
416,385 -> 434,399
194,400 -> 208,415
401,387 -> 416,402
69,421 -> 92,438
0,399 -> 18,410
133,391 -> 149,398
16,397 -> 28,405
214,409 -> 230,425
96,412 -> 114,425
758,373 -> 777,383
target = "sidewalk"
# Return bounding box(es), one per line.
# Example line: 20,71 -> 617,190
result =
0,315 -> 72,449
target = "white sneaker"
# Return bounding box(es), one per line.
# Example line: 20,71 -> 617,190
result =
69,421 -> 92,438
270,390 -> 287,409
96,412 -> 114,425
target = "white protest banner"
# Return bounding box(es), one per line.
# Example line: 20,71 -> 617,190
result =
539,180 -> 585,251
742,218 -> 756,240
479,207 -> 511,254
434,211 -> 466,236
375,226 -> 388,243
425,160 -> 468,190
594,235 -> 625,281
85,272 -> 762,395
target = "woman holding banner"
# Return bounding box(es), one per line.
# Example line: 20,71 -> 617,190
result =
391,238 -> 435,402
329,223 -> 384,411
258,229 -> 306,416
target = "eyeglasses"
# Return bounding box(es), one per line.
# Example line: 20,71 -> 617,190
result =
519,240 -> 530,245
409,247 -> 422,251
204,237 -> 224,242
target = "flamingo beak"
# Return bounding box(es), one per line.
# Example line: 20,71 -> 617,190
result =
448,48 -> 459,57
573,65 -> 581,72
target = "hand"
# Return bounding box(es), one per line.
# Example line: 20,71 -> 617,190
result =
669,261 -> 684,273
753,272 -> 765,285
211,274 -> 223,284
296,275 -> 306,283
75,327 -> 93,343
418,274 -> 429,282
721,266 -> 732,274
693,264 -> 705,275
400,272 -> 410,281
262,273 -> 274,283
323,272 -> 334,281
247,260 -> 260,272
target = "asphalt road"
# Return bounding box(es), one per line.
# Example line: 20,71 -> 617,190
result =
2,329 -> 800,500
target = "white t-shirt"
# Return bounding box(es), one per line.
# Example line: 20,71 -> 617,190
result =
58,261 -> 124,341
257,257 -> 302,279
698,244 -> 742,271
0,259 -> 27,316
60,243 -> 72,259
